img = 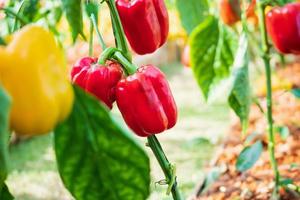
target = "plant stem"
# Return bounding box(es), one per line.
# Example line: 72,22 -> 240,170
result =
89,17 -> 94,57
105,0 -> 131,61
90,13 -> 106,50
98,47 -> 118,64
147,136 -> 182,200
112,51 -> 137,75
0,7 -> 28,25
279,53 -> 285,68
257,1 -> 280,198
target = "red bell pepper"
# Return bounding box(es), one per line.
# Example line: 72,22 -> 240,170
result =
116,65 -> 177,137
71,57 -> 123,109
116,0 -> 169,55
266,3 -> 300,54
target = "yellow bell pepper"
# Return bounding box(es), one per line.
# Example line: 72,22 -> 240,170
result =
0,25 -> 74,136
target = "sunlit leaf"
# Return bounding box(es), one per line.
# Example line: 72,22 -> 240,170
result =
236,141 -> 263,172
176,0 -> 209,34
54,87 -> 150,200
190,16 -> 237,99
61,0 -> 85,42
228,34 -> 250,132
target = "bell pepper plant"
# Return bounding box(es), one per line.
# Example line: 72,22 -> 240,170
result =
1,0 -> 300,200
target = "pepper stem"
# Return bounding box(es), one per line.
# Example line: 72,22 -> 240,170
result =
147,135 -> 183,200
98,47 -> 118,65
0,7 -> 28,25
90,13 -> 107,50
89,17 -> 94,56
112,51 -> 137,75
257,1 -> 280,198
104,0 -> 131,61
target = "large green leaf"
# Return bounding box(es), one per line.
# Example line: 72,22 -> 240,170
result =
0,86 -> 11,193
0,184 -> 14,200
61,0 -> 85,42
176,0 -> 209,34
236,141 -> 263,172
190,16 -> 237,99
228,34 -> 251,131
85,1 -> 99,20
54,87 -> 150,200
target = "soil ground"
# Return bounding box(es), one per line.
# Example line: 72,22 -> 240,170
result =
196,63 -> 300,200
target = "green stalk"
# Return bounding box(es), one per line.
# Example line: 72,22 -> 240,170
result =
0,7 -> 28,25
90,13 -> 106,50
257,1 -> 280,198
89,17 -> 94,57
147,136 -> 182,200
112,51 -> 137,75
98,47 -> 118,65
105,0 -> 131,61
111,50 -> 182,199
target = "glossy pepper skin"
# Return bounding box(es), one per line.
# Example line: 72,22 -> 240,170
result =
266,3 -> 300,54
116,0 -> 169,55
0,25 -> 74,136
116,65 -> 177,137
71,57 -> 123,109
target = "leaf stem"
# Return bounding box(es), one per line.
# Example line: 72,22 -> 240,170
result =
89,17 -> 94,57
112,51 -> 137,75
104,0 -> 131,61
257,1 -> 280,198
147,135 -> 182,200
0,7 -> 28,25
90,13 -> 106,50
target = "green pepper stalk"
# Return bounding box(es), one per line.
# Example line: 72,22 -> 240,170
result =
104,0 -> 131,61
111,50 -> 182,200
257,0 -> 280,198
102,0 -> 182,198
90,13 -> 107,50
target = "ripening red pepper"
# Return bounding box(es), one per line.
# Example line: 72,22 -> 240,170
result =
266,3 -> 300,54
116,0 -> 169,55
220,0 -> 257,26
116,65 -> 177,137
71,57 -> 123,109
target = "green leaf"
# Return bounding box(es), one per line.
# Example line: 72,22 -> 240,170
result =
291,89 -> 300,98
198,166 -> 223,194
236,141 -> 263,172
176,0 -> 209,34
0,37 -> 6,46
21,0 -> 40,21
275,126 -> 290,140
190,16 -> 237,99
54,87 -> 150,200
85,0 -> 99,20
228,34 -> 250,132
0,86 -> 11,191
61,0 -> 85,42
280,178 -> 293,186
0,184 -> 14,200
